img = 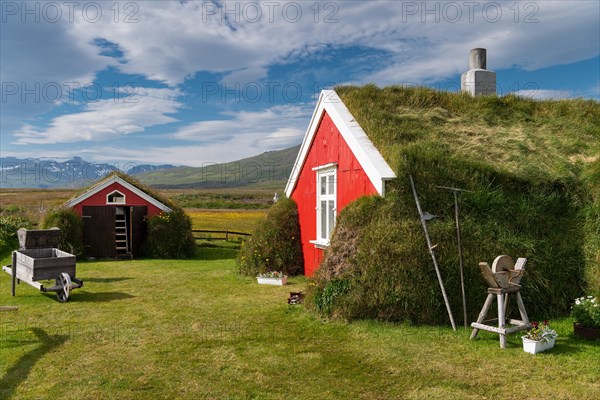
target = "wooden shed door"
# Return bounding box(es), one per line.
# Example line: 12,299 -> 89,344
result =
130,206 -> 147,258
82,206 -> 115,258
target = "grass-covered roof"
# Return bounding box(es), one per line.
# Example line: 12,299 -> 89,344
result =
336,85 -> 599,183
308,85 -> 600,324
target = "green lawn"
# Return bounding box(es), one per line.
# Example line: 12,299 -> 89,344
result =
1,249 -> 599,400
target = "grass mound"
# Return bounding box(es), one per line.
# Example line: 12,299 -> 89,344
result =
308,85 -> 600,324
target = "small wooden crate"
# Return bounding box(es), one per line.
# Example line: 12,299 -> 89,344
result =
14,248 -> 76,281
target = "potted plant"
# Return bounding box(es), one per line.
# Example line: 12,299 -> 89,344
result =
257,271 -> 288,286
571,296 -> 600,339
521,320 -> 558,354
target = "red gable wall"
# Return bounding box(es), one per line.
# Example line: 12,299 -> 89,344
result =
70,182 -> 164,216
290,111 -> 377,276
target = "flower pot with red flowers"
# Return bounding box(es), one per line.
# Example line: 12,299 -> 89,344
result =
571,296 -> 600,339
521,321 -> 558,354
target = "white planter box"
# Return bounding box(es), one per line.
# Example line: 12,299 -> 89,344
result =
522,336 -> 556,354
257,276 -> 287,286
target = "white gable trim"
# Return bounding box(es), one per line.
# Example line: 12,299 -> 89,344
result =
66,175 -> 172,212
285,90 -> 396,197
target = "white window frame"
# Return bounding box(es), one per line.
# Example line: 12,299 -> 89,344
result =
106,190 -> 126,204
310,163 -> 337,248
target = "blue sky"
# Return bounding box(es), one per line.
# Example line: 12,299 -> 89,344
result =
1,1 -> 599,167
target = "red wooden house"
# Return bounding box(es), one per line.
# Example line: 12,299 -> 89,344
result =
285,90 -> 396,276
66,174 -> 171,258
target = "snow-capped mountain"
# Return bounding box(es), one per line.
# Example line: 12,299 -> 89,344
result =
0,156 -> 176,188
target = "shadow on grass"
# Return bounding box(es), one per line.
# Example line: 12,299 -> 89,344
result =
0,328 -> 68,400
549,341 -> 585,355
83,277 -> 133,283
42,291 -> 135,303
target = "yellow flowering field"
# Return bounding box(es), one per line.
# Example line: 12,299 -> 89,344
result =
186,209 -> 266,233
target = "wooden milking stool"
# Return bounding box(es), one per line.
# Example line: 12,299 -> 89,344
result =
470,255 -> 531,348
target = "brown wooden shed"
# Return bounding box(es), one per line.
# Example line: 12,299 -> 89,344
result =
65,174 -> 172,259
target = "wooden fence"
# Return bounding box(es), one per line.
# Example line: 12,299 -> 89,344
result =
192,229 -> 252,242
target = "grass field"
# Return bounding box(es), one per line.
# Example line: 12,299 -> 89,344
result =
162,189 -> 276,209
1,249 -> 599,400
187,209 -> 266,233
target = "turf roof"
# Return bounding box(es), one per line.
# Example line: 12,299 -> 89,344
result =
335,85 -> 600,186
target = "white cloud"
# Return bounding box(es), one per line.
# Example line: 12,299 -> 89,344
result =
362,1 -> 600,85
13,88 -> 181,144
171,104 -> 310,157
59,1 -> 599,87
61,104 -> 311,166
2,0 -> 598,165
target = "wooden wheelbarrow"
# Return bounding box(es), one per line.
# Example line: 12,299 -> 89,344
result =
2,228 -> 83,302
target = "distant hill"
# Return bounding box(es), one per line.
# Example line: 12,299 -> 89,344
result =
0,156 -> 176,188
136,145 -> 301,190
0,145 -> 300,189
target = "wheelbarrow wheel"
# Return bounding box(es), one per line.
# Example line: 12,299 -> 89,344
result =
55,273 -> 71,302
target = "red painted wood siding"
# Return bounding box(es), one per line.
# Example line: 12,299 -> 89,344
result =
71,182 -> 163,217
290,111 -> 378,276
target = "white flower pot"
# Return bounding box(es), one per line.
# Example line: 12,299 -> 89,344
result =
521,336 -> 556,354
257,276 -> 287,286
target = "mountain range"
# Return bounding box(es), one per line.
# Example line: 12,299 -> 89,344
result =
0,156 -> 175,189
0,145 -> 300,189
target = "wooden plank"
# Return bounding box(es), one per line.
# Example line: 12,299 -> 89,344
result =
0,306 -> 18,312
18,228 -> 60,250
192,230 -> 252,236
478,262 -> 499,288
470,293 -> 495,339
470,323 -> 527,335
12,252 -> 17,296
470,322 -> 508,335
515,292 -> 530,324
3,266 -> 43,290
487,285 -> 521,295
83,206 -> 116,258
497,293 -> 507,348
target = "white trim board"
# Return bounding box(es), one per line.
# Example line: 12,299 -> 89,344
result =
65,175 -> 172,213
285,90 -> 395,197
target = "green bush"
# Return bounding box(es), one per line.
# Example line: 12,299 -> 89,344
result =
571,296 -> 600,328
42,208 -> 84,256
143,210 -> 196,259
237,198 -> 303,277
0,214 -> 31,257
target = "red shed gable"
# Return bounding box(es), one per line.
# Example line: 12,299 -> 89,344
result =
286,90 -> 396,276
66,175 -> 171,217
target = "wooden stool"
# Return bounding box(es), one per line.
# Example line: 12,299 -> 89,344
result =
470,256 -> 531,349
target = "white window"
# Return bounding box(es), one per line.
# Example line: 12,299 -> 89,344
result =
106,190 -> 126,204
311,164 -> 337,246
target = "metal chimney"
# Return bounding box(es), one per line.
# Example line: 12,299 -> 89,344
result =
461,48 -> 496,96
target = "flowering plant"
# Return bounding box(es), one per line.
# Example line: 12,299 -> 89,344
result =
524,320 -> 558,342
257,271 -> 287,279
571,296 -> 600,328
